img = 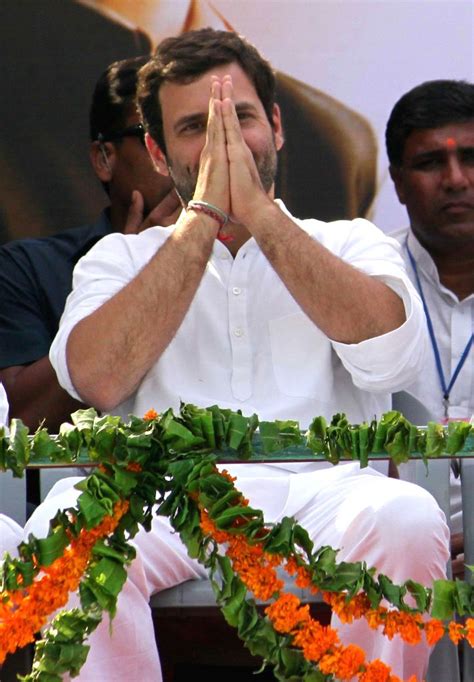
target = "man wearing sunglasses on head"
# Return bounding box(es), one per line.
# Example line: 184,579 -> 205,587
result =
0,57 -> 179,435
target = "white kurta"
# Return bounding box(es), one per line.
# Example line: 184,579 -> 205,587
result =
391,226 -> 473,535
391,227 -> 473,421
51,201 -> 428,427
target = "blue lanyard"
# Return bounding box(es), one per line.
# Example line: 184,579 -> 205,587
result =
405,239 -> 473,418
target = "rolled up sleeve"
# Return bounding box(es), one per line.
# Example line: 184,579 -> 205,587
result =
332,271 -> 429,392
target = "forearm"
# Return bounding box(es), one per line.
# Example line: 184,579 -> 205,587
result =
66,213 -> 218,410
249,202 -> 406,343
0,359 -> 85,432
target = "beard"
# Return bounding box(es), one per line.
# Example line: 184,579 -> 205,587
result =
167,139 -> 278,208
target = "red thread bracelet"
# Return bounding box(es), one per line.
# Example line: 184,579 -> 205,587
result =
187,200 -> 234,243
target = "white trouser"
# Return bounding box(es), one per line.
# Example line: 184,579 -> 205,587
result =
24,463 -> 450,681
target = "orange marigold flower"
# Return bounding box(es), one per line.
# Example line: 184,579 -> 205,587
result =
219,469 -> 237,483
143,408 -> 159,421
318,651 -> 341,676
448,621 -> 464,646
285,556 -> 299,576
199,509 -> 230,544
284,557 -> 313,590
424,618 -> 445,646
319,644 -> 365,680
293,619 -> 339,662
382,610 -> 422,645
330,592 -> 371,624
295,566 -> 313,590
226,534 -> 283,601
265,593 -> 310,633
396,612 -> 423,645
365,607 -> 387,630
358,658 -> 392,682
125,462 -> 142,472
465,618 -> 474,647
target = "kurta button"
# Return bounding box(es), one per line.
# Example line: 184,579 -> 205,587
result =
233,327 -> 243,337
232,287 -> 242,295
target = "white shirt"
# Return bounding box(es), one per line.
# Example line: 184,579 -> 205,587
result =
391,227 -> 473,422
51,201 -> 427,430
0,383 -> 8,426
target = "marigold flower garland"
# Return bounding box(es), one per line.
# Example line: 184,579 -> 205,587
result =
0,404 -> 473,680
200,508 -> 411,681
0,499 -> 129,666
197,465 -> 473,682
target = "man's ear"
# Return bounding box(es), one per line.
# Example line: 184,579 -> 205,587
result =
389,164 -> 407,205
272,104 -> 285,152
90,141 -> 115,182
145,132 -> 169,176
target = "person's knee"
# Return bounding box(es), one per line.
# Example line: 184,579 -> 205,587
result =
338,478 -> 450,581
373,483 -> 449,555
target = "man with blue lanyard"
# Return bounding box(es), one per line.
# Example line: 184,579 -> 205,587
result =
387,79 -> 474,548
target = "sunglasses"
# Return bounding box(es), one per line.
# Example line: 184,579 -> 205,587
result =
98,124 -> 145,147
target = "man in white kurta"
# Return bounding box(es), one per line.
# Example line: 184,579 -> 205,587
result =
387,79 -> 474,540
28,30 -> 449,681
391,225 -> 472,537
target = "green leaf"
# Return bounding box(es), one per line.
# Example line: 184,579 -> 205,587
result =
264,517 -> 295,554
215,555 -> 236,602
312,545 -> 338,574
278,645 -> 307,677
379,574 -> 405,609
446,421 -> 472,455
221,579 -> 247,627
452,578 -> 474,616
404,579 -> 430,611
91,539 -> 131,564
77,491 -> 109,528
350,427 -> 360,462
306,416 -> 328,455
7,418 -> 30,476
385,430 -> 411,465
425,422 -> 446,458
207,489 -> 242,516
111,466 -> 139,496
70,407 -> 98,431
244,618 -> 279,659
237,599 -> 259,638
292,523 -> 314,559
227,413 -> 250,450
214,505 -> 261,529
31,429 -> 66,464
34,526 -> 69,567
325,561 -> 365,595
84,558 -> 127,616
259,420 -> 302,454
431,579 -> 456,620
162,418 -> 205,452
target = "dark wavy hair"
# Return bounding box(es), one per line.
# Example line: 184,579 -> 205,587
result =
386,79 -> 474,167
89,55 -> 149,142
137,28 -> 276,154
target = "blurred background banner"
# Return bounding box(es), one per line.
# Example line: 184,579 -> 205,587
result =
2,0 -> 473,243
